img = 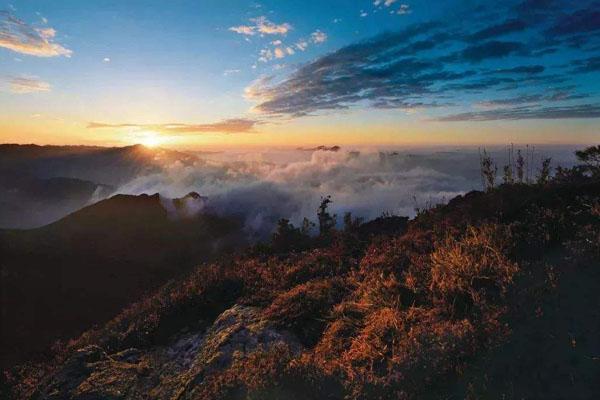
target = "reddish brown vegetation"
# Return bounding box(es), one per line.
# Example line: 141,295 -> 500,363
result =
4,157 -> 600,399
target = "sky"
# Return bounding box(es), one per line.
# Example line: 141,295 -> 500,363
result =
0,0 -> 599,149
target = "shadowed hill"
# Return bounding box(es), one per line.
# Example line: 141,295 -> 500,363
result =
0,192 -> 245,369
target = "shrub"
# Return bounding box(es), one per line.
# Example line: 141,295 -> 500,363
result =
430,224 -> 518,314
263,278 -> 349,345
335,307 -> 479,399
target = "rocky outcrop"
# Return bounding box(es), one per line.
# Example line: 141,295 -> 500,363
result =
31,305 -> 302,399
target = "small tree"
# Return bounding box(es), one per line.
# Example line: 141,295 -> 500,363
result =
516,149 -> 525,183
575,145 -> 600,177
480,149 -> 497,191
502,164 -> 514,185
343,212 -> 363,233
317,195 -> 336,237
272,218 -> 311,253
575,145 -> 600,168
536,157 -> 552,185
301,217 -> 315,236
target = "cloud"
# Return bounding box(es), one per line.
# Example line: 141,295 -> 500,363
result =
467,19 -> 527,41
6,76 -> 51,93
113,148 -> 490,236
103,57 -> 110,63
434,104 -> 600,121
106,145 -> 578,239
229,25 -> 255,35
546,8 -> 600,37
259,48 -> 273,62
244,22 -> 461,116
0,11 -> 72,57
310,30 -> 327,44
254,16 -> 291,35
374,0 -> 399,6
486,65 -> 545,75
229,16 -> 291,36
475,94 -> 543,108
244,1 -> 599,120
223,69 -> 241,76
455,40 -> 525,63
360,10 -> 368,17
374,0 -> 411,15
295,40 -> 308,51
274,47 -> 285,58
571,56 -> 600,73
87,118 -> 259,134
396,4 -> 412,15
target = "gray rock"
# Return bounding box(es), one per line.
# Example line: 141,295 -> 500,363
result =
31,305 -> 302,400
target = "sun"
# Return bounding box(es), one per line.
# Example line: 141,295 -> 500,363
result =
135,131 -> 166,148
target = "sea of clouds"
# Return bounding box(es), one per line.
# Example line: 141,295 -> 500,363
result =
113,145 -> 580,237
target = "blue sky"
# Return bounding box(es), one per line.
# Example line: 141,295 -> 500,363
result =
0,0 -> 599,147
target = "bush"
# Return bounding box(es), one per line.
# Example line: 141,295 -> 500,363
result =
263,278 -> 349,345
430,225 -> 518,314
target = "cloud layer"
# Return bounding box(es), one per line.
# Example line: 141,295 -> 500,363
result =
246,0 -> 600,120
87,118 -> 258,135
112,146 -> 578,237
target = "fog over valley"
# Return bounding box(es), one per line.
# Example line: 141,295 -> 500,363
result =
0,144 -> 580,235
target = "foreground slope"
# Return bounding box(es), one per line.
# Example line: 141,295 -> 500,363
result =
6,180 -> 600,399
0,193 -> 244,369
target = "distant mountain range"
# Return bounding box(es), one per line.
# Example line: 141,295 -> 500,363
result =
0,144 -> 197,228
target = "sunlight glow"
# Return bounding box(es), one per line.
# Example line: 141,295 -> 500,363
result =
135,131 -> 167,148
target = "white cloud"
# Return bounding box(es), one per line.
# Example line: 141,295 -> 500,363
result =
110,148 -> 486,237
274,47 -> 285,58
374,0 -> 410,15
223,69 -> 241,76
295,40 -> 308,51
253,16 -> 291,35
397,4 -> 412,15
258,48 -> 273,62
103,57 -> 110,63
229,16 -> 292,36
0,11 -> 72,57
310,30 -> 327,44
271,39 -> 282,45
360,10 -> 368,17
229,25 -> 255,35
374,0 -> 398,7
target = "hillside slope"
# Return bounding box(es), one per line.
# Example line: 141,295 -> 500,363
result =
0,193 -> 244,369
6,180 -> 598,399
